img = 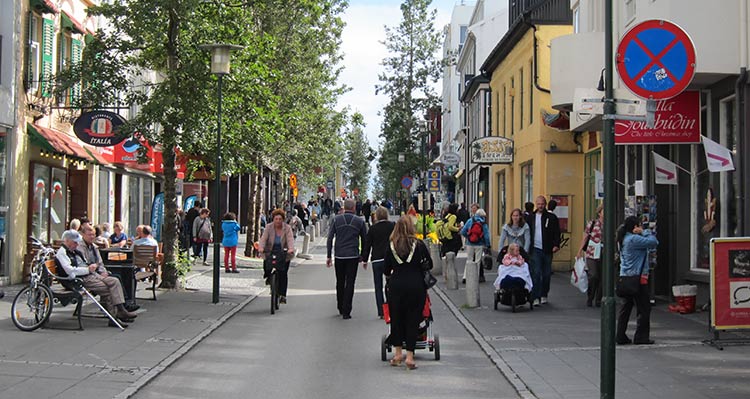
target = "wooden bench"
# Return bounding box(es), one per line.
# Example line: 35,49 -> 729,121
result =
133,245 -> 160,300
43,259 -> 86,330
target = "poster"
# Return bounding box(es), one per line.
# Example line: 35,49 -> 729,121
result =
710,238 -> 750,330
549,195 -> 569,232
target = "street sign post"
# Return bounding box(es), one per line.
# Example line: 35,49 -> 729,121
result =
616,19 -> 696,100
426,169 -> 441,192
400,176 -> 413,190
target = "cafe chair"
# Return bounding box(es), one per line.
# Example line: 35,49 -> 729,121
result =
132,244 -> 159,300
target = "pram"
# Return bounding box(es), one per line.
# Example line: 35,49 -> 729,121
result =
493,245 -> 534,312
381,293 -> 440,361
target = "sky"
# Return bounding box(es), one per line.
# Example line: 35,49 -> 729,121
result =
337,0 -> 468,190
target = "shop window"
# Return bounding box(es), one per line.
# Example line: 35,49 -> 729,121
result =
142,180 -> 152,230
98,169 -> 110,225
529,60 -> 534,125
30,163 -> 67,243
521,162 -> 533,205
694,91 -> 713,271
497,171 -> 506,234
584,150 -> 602,221
127,175 -> 140,236
720,96 -> 740,237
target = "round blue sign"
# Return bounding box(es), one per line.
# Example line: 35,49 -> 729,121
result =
401,176 -> 412,189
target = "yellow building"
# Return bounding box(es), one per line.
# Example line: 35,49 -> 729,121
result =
479,4 -> 588,270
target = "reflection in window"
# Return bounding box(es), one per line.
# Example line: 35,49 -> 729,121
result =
521,162 -> 533,205
50,168 -> 67,241
128,176 -> 140,237
31,164 -> 51,242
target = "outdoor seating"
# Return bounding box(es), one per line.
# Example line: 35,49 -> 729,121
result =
132,244 -> 159,300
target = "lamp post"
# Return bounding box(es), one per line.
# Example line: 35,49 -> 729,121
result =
419,120 -> 429,237
200,43 -> 243,304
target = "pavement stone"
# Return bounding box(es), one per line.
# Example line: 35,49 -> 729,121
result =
434,252 -> 750,399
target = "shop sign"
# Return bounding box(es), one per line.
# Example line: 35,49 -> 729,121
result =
710,237 -> 750,330
441,152 -> 460,166
615,91 -> 700,144
470,136 -> 513,164
73,111 -> 128,147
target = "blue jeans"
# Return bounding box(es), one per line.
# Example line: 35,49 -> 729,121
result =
530,248 -> 552,300
371,260 -> 385,316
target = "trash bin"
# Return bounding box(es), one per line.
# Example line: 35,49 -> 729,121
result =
671,284 -> 698,314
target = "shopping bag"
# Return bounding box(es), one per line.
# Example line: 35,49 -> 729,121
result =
570,257 -> 589,293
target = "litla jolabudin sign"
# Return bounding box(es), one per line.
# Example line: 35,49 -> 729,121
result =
73,110 -> 127,147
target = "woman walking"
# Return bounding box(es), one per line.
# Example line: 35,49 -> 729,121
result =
361,206 -> 395,318
498,208 -> 531,257
616,215 -> 658,345
258,209 -> 296,304
192,208 -> 213,265
384,216 -> 432,370
577,204 -> 604,307
222,212 -> 242,273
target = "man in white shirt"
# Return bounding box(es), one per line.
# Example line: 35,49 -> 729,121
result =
133,225 -> 159,247
527,196 -> 561,305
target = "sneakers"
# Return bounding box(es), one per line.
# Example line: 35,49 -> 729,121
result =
279,296 -> 287,304
202,261 -> 209,265
533,299 -> 541,306
540,297 -> 548,304
232,269 -> 240,273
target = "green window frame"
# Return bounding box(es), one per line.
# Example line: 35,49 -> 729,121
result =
40,17 -> 54,98
70,38 -> 82,104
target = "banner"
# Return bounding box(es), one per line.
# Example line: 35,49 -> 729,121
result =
702,136 -> 736,172
184,195 -> 198,212
150,192 -> 164,242
614,91 -> 700,144
652,152 -> 678,185
710,237 -> 750,330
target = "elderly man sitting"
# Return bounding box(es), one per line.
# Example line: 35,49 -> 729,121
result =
56,230 -> 138,327
133,225 -> 158,247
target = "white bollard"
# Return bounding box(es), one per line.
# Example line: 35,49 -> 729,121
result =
465,260 -> 480,307
445,252 -> 458,290
314,221 -> 320,239
297,232 -> 313,260
308,224 -> 316,241
428,241 -> 442,276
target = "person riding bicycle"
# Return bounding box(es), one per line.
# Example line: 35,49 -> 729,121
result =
258,209 -> 295,304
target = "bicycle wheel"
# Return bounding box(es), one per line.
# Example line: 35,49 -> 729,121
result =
11,284 -> 53,332
270,272 -> 278,314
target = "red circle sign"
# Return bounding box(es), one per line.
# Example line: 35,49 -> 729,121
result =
616,19 -> 696,100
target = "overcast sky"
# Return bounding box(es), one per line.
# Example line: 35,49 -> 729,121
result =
338,0 -> 466,189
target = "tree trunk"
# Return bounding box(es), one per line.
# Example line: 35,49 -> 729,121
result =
252,160 -> 263,255
244,168 -> 258,257
159,134 -> 179,289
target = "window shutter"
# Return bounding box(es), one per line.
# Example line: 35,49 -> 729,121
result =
70,38 -> 82,104
40,17 -> 54,98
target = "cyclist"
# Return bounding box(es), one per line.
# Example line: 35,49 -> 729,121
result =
258,209 -> 296,304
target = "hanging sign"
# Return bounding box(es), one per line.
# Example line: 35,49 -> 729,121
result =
710,237 -> 750,330
73,110 -> 128,147
441,152 -> 460,166
615,91 -> 700,144
470,136 -> 514,164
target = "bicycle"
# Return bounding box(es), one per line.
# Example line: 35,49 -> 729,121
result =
11,237 -> 125,331
264,248 -> 287,315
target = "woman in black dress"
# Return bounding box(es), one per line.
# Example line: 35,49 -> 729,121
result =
384,216 -> 432,370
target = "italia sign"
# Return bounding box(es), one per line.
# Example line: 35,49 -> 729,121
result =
470,136 -> 514,164
73,111 -> 128,147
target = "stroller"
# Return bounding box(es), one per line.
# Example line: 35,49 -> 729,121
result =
493,245 -> 534,312
381,292 -> 440,361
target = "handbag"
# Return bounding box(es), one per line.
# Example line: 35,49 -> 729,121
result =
423,270 -> 438,289
615,275 -> 640,297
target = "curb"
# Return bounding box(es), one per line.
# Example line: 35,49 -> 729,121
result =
114,292 -> 260,399
431,284 -> 537,399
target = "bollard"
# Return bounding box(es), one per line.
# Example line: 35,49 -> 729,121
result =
314,221 -> 320,239
445,252 -> 458,290
428,241 -> 442,276
465,260 -> 480,307
297,232 -> 313,260
308,224 -> 316,241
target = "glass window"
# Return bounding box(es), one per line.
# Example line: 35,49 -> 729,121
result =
142,180 -> 152,230
502,86 -> 506,137
98,169 -> 109,225
521,162 -> 533,204
720,97 -> 740,237
459,25 -> 468,53
529,60 -> 534,125
31,164 -> 51,242
128,175 -> 140,236
510,77 -> 515,135
694,92 -> 713,271
50,168 -> 67,241
497,171 -> 506,234
520,68 -> 524,129
584,150 -> 602,221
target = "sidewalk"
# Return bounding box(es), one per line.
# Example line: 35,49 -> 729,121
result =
432,252 -> 750,399
0,230 -> 321,399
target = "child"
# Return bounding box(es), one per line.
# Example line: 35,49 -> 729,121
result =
222,212 -> 242,273
494,243 -> 533,292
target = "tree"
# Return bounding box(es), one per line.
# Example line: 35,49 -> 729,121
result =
375,0 -> 442,198
342,112 -> 375,197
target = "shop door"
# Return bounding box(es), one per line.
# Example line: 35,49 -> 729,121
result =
69,169 -> 89,221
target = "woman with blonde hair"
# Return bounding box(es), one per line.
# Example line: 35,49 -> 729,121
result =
384,216 -> 433,370
361,206 -> 395,318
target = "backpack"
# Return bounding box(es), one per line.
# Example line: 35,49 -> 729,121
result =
468,219 -> 484,244
436,217 -> 452,242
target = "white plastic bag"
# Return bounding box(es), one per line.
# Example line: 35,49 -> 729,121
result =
570,257 -> 589,294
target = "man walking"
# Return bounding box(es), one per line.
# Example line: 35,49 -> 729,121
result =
185,201 -> 202,258
528,195 -> 561,305
326,199 -> 368,319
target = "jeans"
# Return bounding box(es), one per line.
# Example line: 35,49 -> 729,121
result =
586,258 -> 603,305
530,248 -> 552,300
334,258 -> 359,316
372,260 -> 385,316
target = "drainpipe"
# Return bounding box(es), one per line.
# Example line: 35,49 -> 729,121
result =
523,16 -> 551,94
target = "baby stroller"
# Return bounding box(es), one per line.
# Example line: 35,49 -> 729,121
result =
381,293 -> 440,361
493,246 -> 534,312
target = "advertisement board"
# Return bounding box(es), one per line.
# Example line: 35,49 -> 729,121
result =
710,237 -> 750,330
614,91 -> 700,144
470,136 -> 513,164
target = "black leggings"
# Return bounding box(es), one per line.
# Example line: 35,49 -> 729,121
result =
195,242 -> 209,261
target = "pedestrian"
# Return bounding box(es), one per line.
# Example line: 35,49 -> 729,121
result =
222,212 -> 242,273
384,216 -> 432,370
192,208 -> 212,265
439,203 -> 462,258
460,208 -> 491,284
494,243 -> 533,293
362,199 -> 372,226
326,198 -> 368,319
499,208 -> 531,256
616,215 -> 658,345
577,204 -> 604,307
456,203 -> 470,226
361,206 -> 395,318
258,209 -> 296,304
185,201 -> 202,257
527,196 -> 561,305
523,201 -> 535,225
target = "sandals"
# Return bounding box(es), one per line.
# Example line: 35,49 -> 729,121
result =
389,357 -> 403,367
405,362 -> 418,370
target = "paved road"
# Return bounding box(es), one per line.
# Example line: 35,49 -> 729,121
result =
133,245 -> 520,399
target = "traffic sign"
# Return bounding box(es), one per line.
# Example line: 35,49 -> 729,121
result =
616,19 -> 696,100
427,169 -> 441,192
289,173 -> 298,189
400,176 -> 412,190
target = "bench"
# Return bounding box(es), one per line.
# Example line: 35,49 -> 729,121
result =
43,259 -> 86,330
133,245 -> 160,300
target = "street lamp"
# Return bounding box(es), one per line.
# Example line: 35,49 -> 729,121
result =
199,43 -> 243,304
418,120 -> 429,238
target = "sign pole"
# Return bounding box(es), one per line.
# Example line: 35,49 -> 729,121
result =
601,0 -> 616,397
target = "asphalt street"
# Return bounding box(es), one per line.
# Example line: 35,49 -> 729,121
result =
132,244 -> 520,399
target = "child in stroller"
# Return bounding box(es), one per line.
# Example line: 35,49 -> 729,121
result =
493,243 -> 534,312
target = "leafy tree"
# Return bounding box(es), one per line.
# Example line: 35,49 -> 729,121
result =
342,112 -> 375,197
375,0 -> 442,199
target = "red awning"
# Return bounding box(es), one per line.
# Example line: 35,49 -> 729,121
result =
30,123 -> 108,164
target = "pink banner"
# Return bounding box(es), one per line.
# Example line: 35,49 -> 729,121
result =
615,91 -> 700,145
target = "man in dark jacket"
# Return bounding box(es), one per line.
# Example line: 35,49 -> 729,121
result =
528,195 -> 561,305
185,201 -> 202,258
456,203 -> 470,225
326,199 -> 368,319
